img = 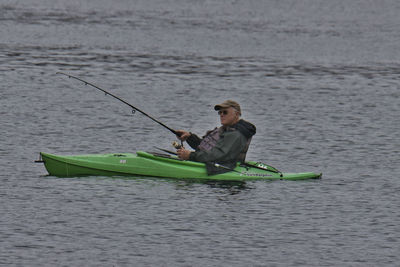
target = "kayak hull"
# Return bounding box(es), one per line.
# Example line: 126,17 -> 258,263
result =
39,151 -> 322,181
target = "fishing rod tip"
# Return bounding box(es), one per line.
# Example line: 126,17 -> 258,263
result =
56,71 -> 70,77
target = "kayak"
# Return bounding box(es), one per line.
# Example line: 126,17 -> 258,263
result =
38,151 -> 322,181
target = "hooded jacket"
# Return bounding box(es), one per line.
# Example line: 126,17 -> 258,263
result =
186,119 -> 256,175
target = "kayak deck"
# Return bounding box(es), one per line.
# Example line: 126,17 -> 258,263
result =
39,151 -> 322,181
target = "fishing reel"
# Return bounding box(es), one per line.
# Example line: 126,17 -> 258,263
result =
172,141 -> 184,149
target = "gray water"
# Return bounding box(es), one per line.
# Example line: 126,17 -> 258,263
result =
1,1 -> 400,266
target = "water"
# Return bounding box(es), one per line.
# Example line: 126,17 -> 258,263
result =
1,1 -> 400,266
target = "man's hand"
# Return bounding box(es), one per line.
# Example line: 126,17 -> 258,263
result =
175,130 -> 191,141
177,148 -> 191,160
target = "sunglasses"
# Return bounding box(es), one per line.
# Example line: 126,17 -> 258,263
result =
218,110 -> 229,115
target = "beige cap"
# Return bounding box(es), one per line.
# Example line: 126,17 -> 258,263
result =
214,100 -> 241,115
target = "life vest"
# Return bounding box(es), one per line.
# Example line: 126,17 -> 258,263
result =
197,127 -> 222,151
197,126 -> 252,163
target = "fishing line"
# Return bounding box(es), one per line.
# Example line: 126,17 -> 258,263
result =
57,72 -> 179,136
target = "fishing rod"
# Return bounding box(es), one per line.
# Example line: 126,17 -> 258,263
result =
57,72 -> 179,136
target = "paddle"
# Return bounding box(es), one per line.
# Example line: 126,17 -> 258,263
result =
153,147 -> 247,175
57,72 -> 180,136
154,146 -> 178,155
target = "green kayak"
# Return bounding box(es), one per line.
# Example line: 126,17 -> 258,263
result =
38,151 -> 322,181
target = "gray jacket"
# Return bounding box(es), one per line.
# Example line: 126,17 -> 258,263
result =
187,119 -> 256,175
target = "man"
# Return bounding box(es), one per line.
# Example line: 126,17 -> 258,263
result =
175,100 -> 256,175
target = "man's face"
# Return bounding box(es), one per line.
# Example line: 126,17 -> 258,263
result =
218,107 -> 239,126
